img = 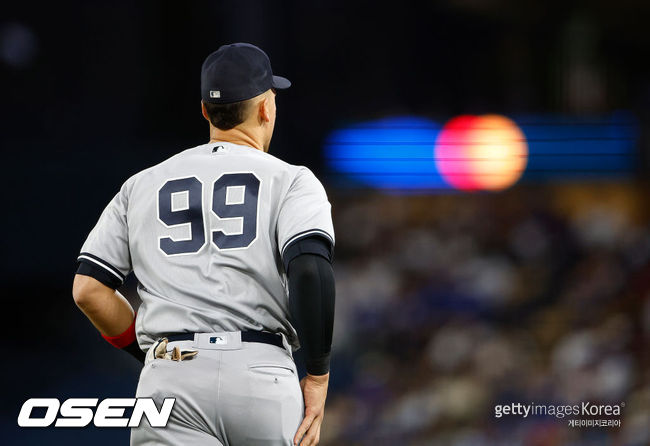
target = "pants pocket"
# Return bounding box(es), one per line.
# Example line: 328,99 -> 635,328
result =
248,363 -> 295,377
242,364 -> 303,443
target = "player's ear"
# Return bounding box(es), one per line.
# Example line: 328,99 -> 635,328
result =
201,101 -> 210,121
258,96 -> 271,124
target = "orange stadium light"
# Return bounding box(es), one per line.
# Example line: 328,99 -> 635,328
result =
434,114 -> 529,191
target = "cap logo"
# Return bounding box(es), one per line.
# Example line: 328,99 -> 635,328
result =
210,90 -> 221,98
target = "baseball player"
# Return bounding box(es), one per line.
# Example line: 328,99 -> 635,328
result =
72,43 -> 335,446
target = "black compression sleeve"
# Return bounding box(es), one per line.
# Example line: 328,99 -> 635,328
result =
282,235 -> 333,271
287,253 -> 335,376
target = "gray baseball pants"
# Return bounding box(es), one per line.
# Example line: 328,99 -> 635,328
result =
131,332 -> 304,445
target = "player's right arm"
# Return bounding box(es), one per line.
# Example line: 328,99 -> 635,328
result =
73,275 -> 133,333
72,274 -> 138,351
73,179 -> 144,362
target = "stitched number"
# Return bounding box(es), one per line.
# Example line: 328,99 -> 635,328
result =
157,174 -> 260,255
212,173 -> 260,249
158,177 -> 205,255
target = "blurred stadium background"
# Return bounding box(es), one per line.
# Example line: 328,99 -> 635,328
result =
2,1 -> 649,445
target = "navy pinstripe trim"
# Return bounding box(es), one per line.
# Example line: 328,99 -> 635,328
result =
77,252 -> 125,282
281,229 -> 334,257
76,261 -> 122,289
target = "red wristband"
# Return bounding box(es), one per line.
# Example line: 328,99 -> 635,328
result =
101,315 -> 137,349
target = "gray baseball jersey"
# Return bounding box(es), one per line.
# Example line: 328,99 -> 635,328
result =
78,141 -> 335,351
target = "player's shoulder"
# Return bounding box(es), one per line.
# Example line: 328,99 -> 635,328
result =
257,150 -> 314,180
284,162 -> 323,186
234,143 -> 295,170
217,144 -> 326,196
213,142 -> 319,183
108,147 -> 190,199
121,143 -> 210,185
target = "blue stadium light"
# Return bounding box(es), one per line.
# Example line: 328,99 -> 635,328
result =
517,113 -> 638,181
324,116 -> 447,190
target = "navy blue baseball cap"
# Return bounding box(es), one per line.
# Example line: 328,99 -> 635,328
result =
201,43 -> 291,104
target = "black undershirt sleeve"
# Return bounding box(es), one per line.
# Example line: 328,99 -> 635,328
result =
284,236 -> 335,376
76,260 -> 121,289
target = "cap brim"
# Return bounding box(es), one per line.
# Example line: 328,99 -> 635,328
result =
272,75 -> 291,89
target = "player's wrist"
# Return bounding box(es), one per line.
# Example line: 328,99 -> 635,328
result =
306,372 -> 330,383
101,315 -> 137,348
100,314 -> 144,363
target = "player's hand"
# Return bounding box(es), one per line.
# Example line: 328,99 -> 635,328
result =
294,372 -> 329,445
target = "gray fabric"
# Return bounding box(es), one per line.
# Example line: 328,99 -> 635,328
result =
131,333 -> 303,445
78,141 -> 335,351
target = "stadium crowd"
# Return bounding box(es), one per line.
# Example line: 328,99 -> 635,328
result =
322,183 -> 650,445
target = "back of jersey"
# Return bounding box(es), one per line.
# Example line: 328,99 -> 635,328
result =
78,141 -> 334,350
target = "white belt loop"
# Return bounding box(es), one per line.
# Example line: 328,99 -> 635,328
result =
193,331 -> 243,350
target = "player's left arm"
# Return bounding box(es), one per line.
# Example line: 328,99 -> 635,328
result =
285,242 -> 334,446
73,179 -> 144,362
276,167 -> 336,445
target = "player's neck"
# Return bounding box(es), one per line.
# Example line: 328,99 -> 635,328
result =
209,125 -> 265,152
